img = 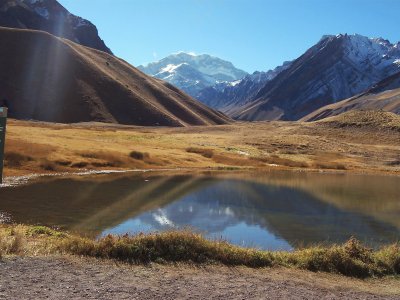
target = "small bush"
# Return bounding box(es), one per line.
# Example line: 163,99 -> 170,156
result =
313,162 -> 347,170
0,228 -> 26,256
186,147 -> 214,158
129,151 -> 150,160
27,226 -> 66,238
78,151 -> 125,167
39,160 -> 57,171
55,160 -> 72,166
71,162 -> 89,168
4,152 -> 33,167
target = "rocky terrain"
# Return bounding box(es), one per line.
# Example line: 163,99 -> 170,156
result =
0,0 -> 112,54
138,52 -> 248,98
302,71 -> 400,121
230,34 -> 400,121
197,61 -> 292,110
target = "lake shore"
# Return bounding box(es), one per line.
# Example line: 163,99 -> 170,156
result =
0,225 -> 399,299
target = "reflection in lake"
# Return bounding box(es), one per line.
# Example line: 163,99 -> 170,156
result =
0,171 -> 399,250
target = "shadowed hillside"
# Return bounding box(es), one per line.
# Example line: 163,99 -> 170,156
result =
302,72 -> 400,122
0,27 -> 230,126
0,0 -> 112,54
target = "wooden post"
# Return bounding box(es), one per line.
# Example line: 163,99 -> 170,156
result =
0,107 -> 7,184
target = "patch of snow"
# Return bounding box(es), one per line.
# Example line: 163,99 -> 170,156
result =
229,80 -> 242,87
159,63 -> 188,74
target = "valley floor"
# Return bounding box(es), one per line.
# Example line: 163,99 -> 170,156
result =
3,111 -> 400,177
1,256 -> 399,300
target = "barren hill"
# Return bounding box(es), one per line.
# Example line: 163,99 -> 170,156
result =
314,110 -> 400,132
0,27 -> 230,126
0,0 -> 112,54
302,72 -> 400,122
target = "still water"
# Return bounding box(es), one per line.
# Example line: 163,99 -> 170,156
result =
0,171 -> 399,250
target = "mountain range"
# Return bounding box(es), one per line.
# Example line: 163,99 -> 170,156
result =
231,34 -> 400,121
0,0 -> 399,126
138,52 -> 248,98
143,34 -> 400,121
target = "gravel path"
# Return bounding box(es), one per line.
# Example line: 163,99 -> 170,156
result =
0,257 -> 398,300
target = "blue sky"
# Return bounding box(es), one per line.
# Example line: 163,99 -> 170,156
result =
58,0 -> 400,73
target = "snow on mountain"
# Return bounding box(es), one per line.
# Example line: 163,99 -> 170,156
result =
230,34 -> 400,121
137,52 -> 248,97
197,61 -> 292,110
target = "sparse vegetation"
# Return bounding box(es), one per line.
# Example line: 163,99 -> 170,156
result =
4,152 -> 33,167
39,160 -> 57,171
3,113 -> 400,177
313,162 -> 347,170
0,225 -> 399,279
252,155 -> 309,168
186,147 -> 214,158
129,150 -> 150,160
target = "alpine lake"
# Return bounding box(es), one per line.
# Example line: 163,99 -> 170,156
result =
0,170 -> 399,251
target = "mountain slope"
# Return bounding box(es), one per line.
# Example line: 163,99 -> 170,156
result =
0,0 -> 112,54
138,52 -> 248,98
302,71 -> 400,121
232,34 -> 400,121
197,61 -> 292,110
0,27 -> 230,126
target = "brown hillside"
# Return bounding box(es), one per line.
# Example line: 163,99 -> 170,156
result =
302,72 -> 400,122
0,27 -> 230,126
315,110 -> 400,132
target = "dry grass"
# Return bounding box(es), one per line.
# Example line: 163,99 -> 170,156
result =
2,112 -> 400,177
186,147 -> 214,158
251,155 -> 309,168
4,152 -> 33,167
0,225 -> 399,279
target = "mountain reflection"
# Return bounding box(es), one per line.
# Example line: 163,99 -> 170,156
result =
0,171 -> 399,250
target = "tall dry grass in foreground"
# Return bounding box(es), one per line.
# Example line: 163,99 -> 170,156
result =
0,225 -> 399,278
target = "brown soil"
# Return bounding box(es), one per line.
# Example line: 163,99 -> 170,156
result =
0,27 -> 229,126
0,256 -> 399,300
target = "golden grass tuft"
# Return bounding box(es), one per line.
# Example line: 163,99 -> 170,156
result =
186,147 -> 214,158
0,225 -> 399,278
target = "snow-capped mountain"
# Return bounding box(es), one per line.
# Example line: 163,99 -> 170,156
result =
0,0 -> 112,54
230,34 -> 400,121
197,61 -> 292,110
137,52 -> 248,97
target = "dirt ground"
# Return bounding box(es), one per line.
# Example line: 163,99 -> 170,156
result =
0,256 -> 399,300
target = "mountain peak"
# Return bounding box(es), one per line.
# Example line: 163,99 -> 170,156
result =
0,0 -> 112,54
229,33 -> 400,121
138,53 -> 248,97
